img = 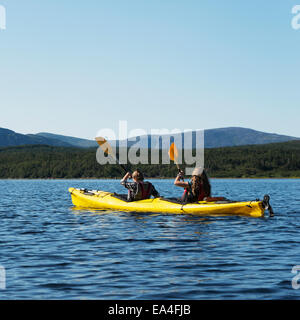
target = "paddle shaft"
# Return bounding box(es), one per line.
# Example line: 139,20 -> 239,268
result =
169,143 -> 184,179
111,154 -> 128,174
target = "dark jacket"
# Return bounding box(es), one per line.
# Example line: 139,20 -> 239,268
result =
121,180 -> 160,201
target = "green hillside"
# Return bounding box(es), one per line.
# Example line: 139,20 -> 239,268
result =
0,141 -> 299,179
0,128 -> 72,148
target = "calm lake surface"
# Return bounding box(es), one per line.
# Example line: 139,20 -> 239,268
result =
0,179 -> 299,300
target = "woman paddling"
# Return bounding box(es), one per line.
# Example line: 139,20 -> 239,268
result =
174,167 -> 212,203
121,169 -> 160,201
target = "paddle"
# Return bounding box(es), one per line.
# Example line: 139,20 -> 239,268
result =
95,136 -> 128,174
168,142 -> 182,175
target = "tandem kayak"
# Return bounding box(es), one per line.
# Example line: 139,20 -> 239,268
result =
69,188 -> 274,218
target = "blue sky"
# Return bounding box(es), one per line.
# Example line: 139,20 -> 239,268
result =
0,0 -> 300,139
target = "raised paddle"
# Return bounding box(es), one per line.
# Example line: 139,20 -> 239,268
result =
95,137 -> 128,173
169,142 -> 185,183
168,142 -> 182,173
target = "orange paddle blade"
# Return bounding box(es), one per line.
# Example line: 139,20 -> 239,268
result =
168,142 -> 179,163
95,137 -> 113,155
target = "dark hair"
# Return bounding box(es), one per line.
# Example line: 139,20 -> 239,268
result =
191,170 -> 211,198
191,175 -> 201,198
201,170 -> 211,197
132,170 -> 144,182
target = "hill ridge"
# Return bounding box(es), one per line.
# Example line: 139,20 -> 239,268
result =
0,127 -> 299,149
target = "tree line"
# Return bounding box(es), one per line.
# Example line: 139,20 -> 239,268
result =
0,141 -> 299,179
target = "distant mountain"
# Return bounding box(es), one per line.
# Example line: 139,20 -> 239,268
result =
0,127 -> 299,149
0,128 -> 73,147
36,132 -> 98,148
204,127 -> 299,148
118,127 -> 300,149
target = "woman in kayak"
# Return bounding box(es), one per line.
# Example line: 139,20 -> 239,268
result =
121,170 -> 160,201
174,167 -> 211,203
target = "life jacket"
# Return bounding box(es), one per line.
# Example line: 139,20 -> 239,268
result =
129,181 -> 153,201
138,181 -> 153,200
182,182 -> 206,203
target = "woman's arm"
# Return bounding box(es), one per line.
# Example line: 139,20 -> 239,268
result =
174,172 -> 189,188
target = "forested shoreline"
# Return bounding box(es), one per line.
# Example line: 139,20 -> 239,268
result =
0,141 -> 300,179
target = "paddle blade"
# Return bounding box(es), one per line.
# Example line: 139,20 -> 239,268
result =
95,137 -> 113,156
95,136 -> 127,172
168,142 -> 179,163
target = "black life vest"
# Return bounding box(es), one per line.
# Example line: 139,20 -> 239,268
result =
129,181 -> 153,201
138,182 -> 153,200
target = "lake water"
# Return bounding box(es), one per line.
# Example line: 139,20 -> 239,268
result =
0,179 -> 299,300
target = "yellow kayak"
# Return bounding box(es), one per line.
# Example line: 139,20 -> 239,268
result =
69,188 -> 273,218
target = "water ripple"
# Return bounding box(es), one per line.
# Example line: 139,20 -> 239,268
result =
0,179 -> 300,299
